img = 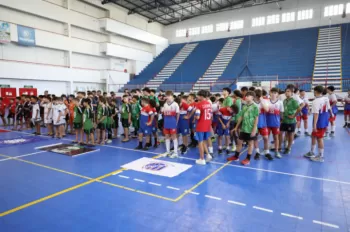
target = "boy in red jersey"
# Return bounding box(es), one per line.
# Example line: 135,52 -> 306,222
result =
195,90 -> 213,165
0,98 -> 7,126
135,98 -> 154,150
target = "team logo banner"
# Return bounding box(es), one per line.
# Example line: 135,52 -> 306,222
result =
0,21 -> 10,44
17,25 -> 35,46
122,157 -> 192,177
39,144 -> 97,157
0,136 -> 44,147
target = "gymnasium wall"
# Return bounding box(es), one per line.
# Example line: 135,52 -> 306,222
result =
0,0 -> 168,95
164,0 -> 350,44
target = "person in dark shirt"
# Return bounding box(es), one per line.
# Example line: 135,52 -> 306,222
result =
14,97 -> 24,131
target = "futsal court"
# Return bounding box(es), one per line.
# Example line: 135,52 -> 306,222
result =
0,115 -> 348,232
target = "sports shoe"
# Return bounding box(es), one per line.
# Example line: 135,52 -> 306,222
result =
241,158 -> 250,166
181,146 -> 188,155
206,154 -> 213,162
343,123 -> 348,128
227,155 -> 239,161
226,149 -> 230,155
284,148 -> 291,155
310,155 -> 324,162
178,144 -> 184,150
304,131 -> 310,136
324,132 -> 328,138
196,159 -> 206,165
211,137 -> 216,142
304,151 -> 315,158
275,152 -> 282,159
348,124 -> 350,128
135,145 -> 143,150
153,143 -> 158,148
142,147 -> 149,151
170,153 -> 179,159
330,132 -> 335,137
160,152 -> 170,157
297,131 -> 301,135
254,153 -> 260,160
218,149 -> 223,155
265,153 -> 274,161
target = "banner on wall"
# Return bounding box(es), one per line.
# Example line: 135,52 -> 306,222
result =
0,21 -> 10,44
17,25 -> 35,46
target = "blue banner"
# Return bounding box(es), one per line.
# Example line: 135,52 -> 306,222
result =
17,25 -> 35,46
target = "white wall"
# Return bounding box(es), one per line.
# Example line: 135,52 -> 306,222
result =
164,0 -> 350,43
0,0 -> 168,94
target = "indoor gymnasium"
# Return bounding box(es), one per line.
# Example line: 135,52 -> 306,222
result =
1,0 -> 350,231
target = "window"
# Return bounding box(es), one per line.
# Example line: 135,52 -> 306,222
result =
297,9 -> 313,20
216,22 -> 229,32
188,27 -> 200,36
324,4 -> 344,17
201,24 -> 213,34
347,3 -> 350,14
281,12 -> 295,22
230,20 -> 244,30
252,17 -> 265,27
267,14 -> 280,25
176,29 -> 186,37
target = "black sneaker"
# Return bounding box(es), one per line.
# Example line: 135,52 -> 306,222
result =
170,146 -> 174,151
254,153 -> 260,160
226,149 -> 230,155
343,123 -> 348,128
153,143 -> 158,148
178,144 -> 184,150
188,142 -> 195,148
348,124 -> 350,128
135,145 -> 143,150
142,147 -> 149,151
181,146 -> 188,155
265,153 -> 274,161
218,149 -> 223,154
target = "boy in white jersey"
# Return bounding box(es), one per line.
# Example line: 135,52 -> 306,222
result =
162,91 -> 180,158
31,96 -> 41,135
296,89 -> 310,135
42,96 -> 53,137
326,86 -> 338,137
343,89 -> 350,128
53,97 -> 67,139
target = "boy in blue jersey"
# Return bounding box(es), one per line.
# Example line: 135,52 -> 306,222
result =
135,98 -> 154,150
304,86 -> 331,162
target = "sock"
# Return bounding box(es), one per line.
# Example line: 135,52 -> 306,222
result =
331,126 -> 335,132
319,148 -> 324,157
255,148 -> 260,154
298,128 -> 301,132
173,139 -> 178,154
219,146 -> 222,150
311,144 -> 315,153
209,146 -> 213,153
166,139 -> 170,153
246,154 -> 251,160
234,151 -> 240,158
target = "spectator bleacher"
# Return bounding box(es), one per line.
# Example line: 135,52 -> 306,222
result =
342,23 -> 350,91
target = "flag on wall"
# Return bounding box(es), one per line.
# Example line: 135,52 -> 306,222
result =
17,25 -> 36,46
0,21 -> 10,44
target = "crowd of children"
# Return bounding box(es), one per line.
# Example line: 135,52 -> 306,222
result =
0,85 -> 348,165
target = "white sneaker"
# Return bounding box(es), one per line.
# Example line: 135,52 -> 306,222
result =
206,154 -> 213,162
310,155 -> 324,162
170,153 -> 179,159
196,159 -> 206,165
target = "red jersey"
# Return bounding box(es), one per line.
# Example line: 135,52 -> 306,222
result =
140,105 -> 154,124
9,103 -> 16,114
0,102 -> 6,115
219,107 -> 232,121
195,100 -> 212,132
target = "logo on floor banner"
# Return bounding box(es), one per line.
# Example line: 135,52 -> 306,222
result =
122,157 -> 192,177
0,136 -> 44,147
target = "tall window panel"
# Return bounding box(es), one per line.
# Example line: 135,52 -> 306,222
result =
216,22 -> 229,32
188,27 -> 200,36
252,17 -> 265,27
281,12 -> 295,23
324,4 -> 344,17
201,24 -> 213,34
230,20 -> 244,30
176,29 -> 186,37
267,14 -> 280,25
297,9 -> 313,20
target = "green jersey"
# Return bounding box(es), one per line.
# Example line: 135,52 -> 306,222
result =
239,103 -> 259,134
83,108 -> 93,130
73,106 -> 83,123
97,105 -> 107,123
149,95 -> 159,106
121,103 -> 131,119
223,96 -> 233,107
282,98 -> 299,124
131,102 -> 141,118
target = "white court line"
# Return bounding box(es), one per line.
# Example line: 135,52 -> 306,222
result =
180,156 -> 350,185
281,213 -> 303,220
253,206 -> 273,213
148,182 -> 162,186
313,220 -> 339,229
167,186 -> 180,191
205,195 -> 221,200
118,175 -> 130,179
34,143 -> 63,149
0,151 -> 46,162
188,191 -> 200,195
228,200 -> 246,206
134,178 -> 145,183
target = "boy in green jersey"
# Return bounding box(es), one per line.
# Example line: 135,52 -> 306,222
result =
96,96 -> 107,145
150,89 -> 160,107
279,87 -> 300,154
131,95 -> 141,138
227,91 -> 259,166
72,98 -> 83,144
83,98 -> 95,146
105,101 -> 113,143
121,95 -> 131,142
109,100 -> 118,139
222,87 -> 233,107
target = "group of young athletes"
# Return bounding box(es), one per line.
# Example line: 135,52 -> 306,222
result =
0,85 -> 349,165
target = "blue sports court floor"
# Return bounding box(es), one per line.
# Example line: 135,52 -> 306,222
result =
0,115 -> 349,232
